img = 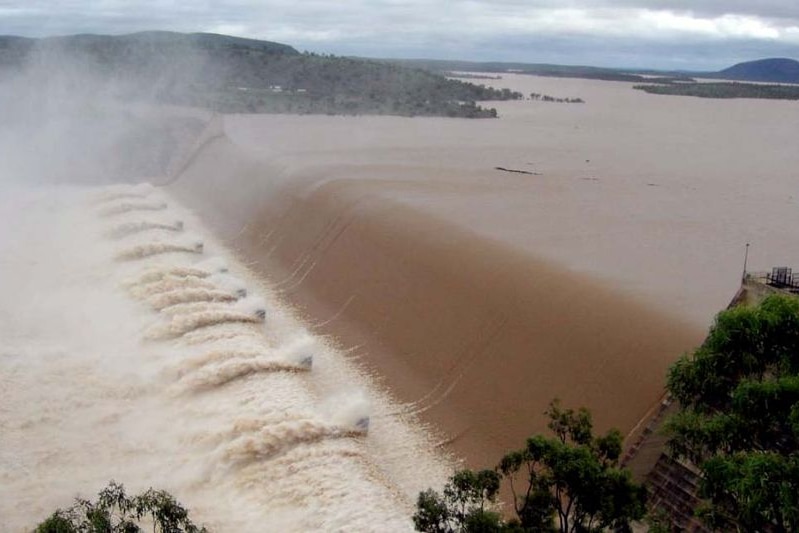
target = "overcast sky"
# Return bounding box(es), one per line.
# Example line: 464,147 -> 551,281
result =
2,1 -> 798,70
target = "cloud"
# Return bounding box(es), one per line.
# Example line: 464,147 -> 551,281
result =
1,0 -> 798,69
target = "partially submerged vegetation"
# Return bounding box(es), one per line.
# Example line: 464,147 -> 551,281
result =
0,32 -> 522,118
529,92 -> 584,104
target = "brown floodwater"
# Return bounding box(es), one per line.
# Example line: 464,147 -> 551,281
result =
170,74 -> 799,470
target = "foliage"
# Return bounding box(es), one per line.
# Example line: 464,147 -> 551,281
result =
634,82 -> 799,100
413,469 -> 504,533
497,400 -> 645,533
666,294 -> 799,531
414,401 -> 646,532
35,481 -> 207,533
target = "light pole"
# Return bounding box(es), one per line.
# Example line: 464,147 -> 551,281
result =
742,243 -> 750,282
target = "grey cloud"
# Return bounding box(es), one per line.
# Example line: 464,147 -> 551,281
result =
591,0 -> 799,20
0,0 -> 797,70
471,0 -> 799,20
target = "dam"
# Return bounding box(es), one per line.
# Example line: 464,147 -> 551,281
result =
3,73 -> 799,530
169,115 -> 704,467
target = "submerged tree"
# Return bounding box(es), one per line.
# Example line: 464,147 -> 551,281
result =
666,294 -> 799,531
35,481 -> 207,533
414,401 -> 646,532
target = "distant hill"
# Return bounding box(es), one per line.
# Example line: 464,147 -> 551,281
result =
0,31 -> 298,72
716,57 -> 799,84
44,30 -> 298,55
0,31 -> 522,118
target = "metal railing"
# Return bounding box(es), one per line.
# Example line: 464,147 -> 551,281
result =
745,268 -> 799,292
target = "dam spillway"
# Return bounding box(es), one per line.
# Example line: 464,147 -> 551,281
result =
0,183 -> 451,531
5,72 -> 799,531
167,124 -> 706,467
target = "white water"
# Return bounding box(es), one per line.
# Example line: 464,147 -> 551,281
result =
0,183 -> 453,532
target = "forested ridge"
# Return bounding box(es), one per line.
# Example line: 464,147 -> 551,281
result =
0,31 -> 522,117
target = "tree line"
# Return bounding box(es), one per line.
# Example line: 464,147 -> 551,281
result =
529,93 -> 584,104
634,81 -> 799,100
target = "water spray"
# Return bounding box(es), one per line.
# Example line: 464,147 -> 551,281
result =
99,200 -> 168,217
180,356 -> 312,391
145,310 -> 263,340
90,183 -> 155,204
147,288 -> 238,311
129,276 -> 216,299
220,418 -> 368,466
209,273 -> 249,299
105,220 -> 184,239
194,257 -> 229,274
180,326 -> 261,346
123,266 -> 212,288
115,241 -> 203,261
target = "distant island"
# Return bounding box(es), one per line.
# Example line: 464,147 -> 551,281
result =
0,31 -> 523,118
633,81 -> 799,100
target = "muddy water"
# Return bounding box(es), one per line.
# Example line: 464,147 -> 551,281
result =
222,75 -> 799,326
161,76 -> 796,475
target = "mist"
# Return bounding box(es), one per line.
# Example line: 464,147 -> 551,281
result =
0,36 -> 451,531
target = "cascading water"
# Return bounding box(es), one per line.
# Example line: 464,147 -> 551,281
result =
98,199 -> 169,217
0,182 -> 453,532
105,220 -> 184,239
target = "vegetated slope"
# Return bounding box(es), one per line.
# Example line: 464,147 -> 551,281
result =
717,57 -> 799,83
0,31 -> 521,117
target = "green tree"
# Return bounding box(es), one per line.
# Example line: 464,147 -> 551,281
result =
414,401 -> 646,532
35,481 -> 207,533
666,294 -> 799,531
414,469 -> 505,533
498,400 -> 645,532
